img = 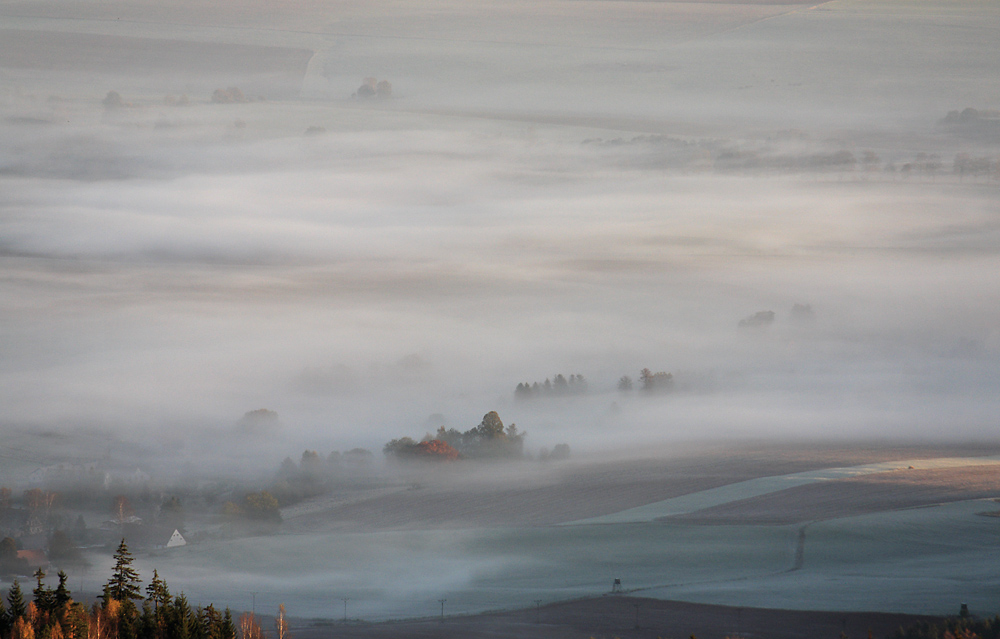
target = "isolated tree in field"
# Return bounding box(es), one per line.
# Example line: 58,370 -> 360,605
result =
618,375 -> 633,391
104,539 -> 143,603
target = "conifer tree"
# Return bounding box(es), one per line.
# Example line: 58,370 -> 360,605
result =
54,571 -> 71,611
166,595 -> 191,639
8,578 -> 27,621
199,605 -> 221,639
105,539 -> 143,603
64,602 -> 89,639
145,570 -> 170,611
220,609 -> 236,639
33,567 -> 53,614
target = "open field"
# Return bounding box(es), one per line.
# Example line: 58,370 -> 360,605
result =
668,464 -> 1000,525
289,596 -> 944,639
282,445 -> 1000,531
60,444 -> 999,622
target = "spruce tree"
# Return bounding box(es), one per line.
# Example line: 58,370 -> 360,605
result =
145,570 -> 170,611
54,570 -> 71,611
34,567 -> 54,613
166,595 -> 191,639
105,538 -> 143,603
220,609 -> 236,639
7,578 -> 26,621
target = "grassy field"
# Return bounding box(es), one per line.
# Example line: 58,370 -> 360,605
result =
74,449 -> 1000,622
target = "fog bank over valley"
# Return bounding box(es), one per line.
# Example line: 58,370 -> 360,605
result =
2,0 -> 1000,625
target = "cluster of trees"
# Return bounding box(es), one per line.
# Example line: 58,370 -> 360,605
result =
514,374 -> 588,400
355,78 -> 392,99
384,412 -> 525,462
714,149 -> 858,173
0,537 -> 288,639
942,107 -> 1000,125
220,492 -> 281,524
954,154 -> 998,180
618,369 -> 674,394
269,449 -> 375,507
211,88 -> 257,104
739,310 -> 775,328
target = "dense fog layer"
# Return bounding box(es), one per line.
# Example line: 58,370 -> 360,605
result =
2,0 -> 1000,461
3,0 -> 1000,624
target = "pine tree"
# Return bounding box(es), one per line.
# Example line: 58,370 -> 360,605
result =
105,539 -> 143,603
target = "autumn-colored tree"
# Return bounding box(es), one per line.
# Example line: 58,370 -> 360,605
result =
12,616 -> 35,639
412,440 -> 459,461
111,496 -> 133,525
243,492 -> 281,523
238,613 -> 262,639
275,605 -> 288,639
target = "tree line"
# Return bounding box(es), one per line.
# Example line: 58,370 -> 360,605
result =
0,539 -> 281,639
514,374 -> 588,400
618,368 -> 674,394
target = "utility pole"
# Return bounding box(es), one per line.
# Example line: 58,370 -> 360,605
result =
251,592 -> 258,618
342,598 -> 348,623
438,599 -> 447,622
633,602 -> 641,629
534,600 -> 542,624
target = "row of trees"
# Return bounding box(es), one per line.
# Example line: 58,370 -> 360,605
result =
514,374 -> 588,400
0,538 -> 284,639
384,412 -> 525,461
618,369 -> 674,394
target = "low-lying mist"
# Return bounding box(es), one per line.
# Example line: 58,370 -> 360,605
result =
3,106 -> 999,469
